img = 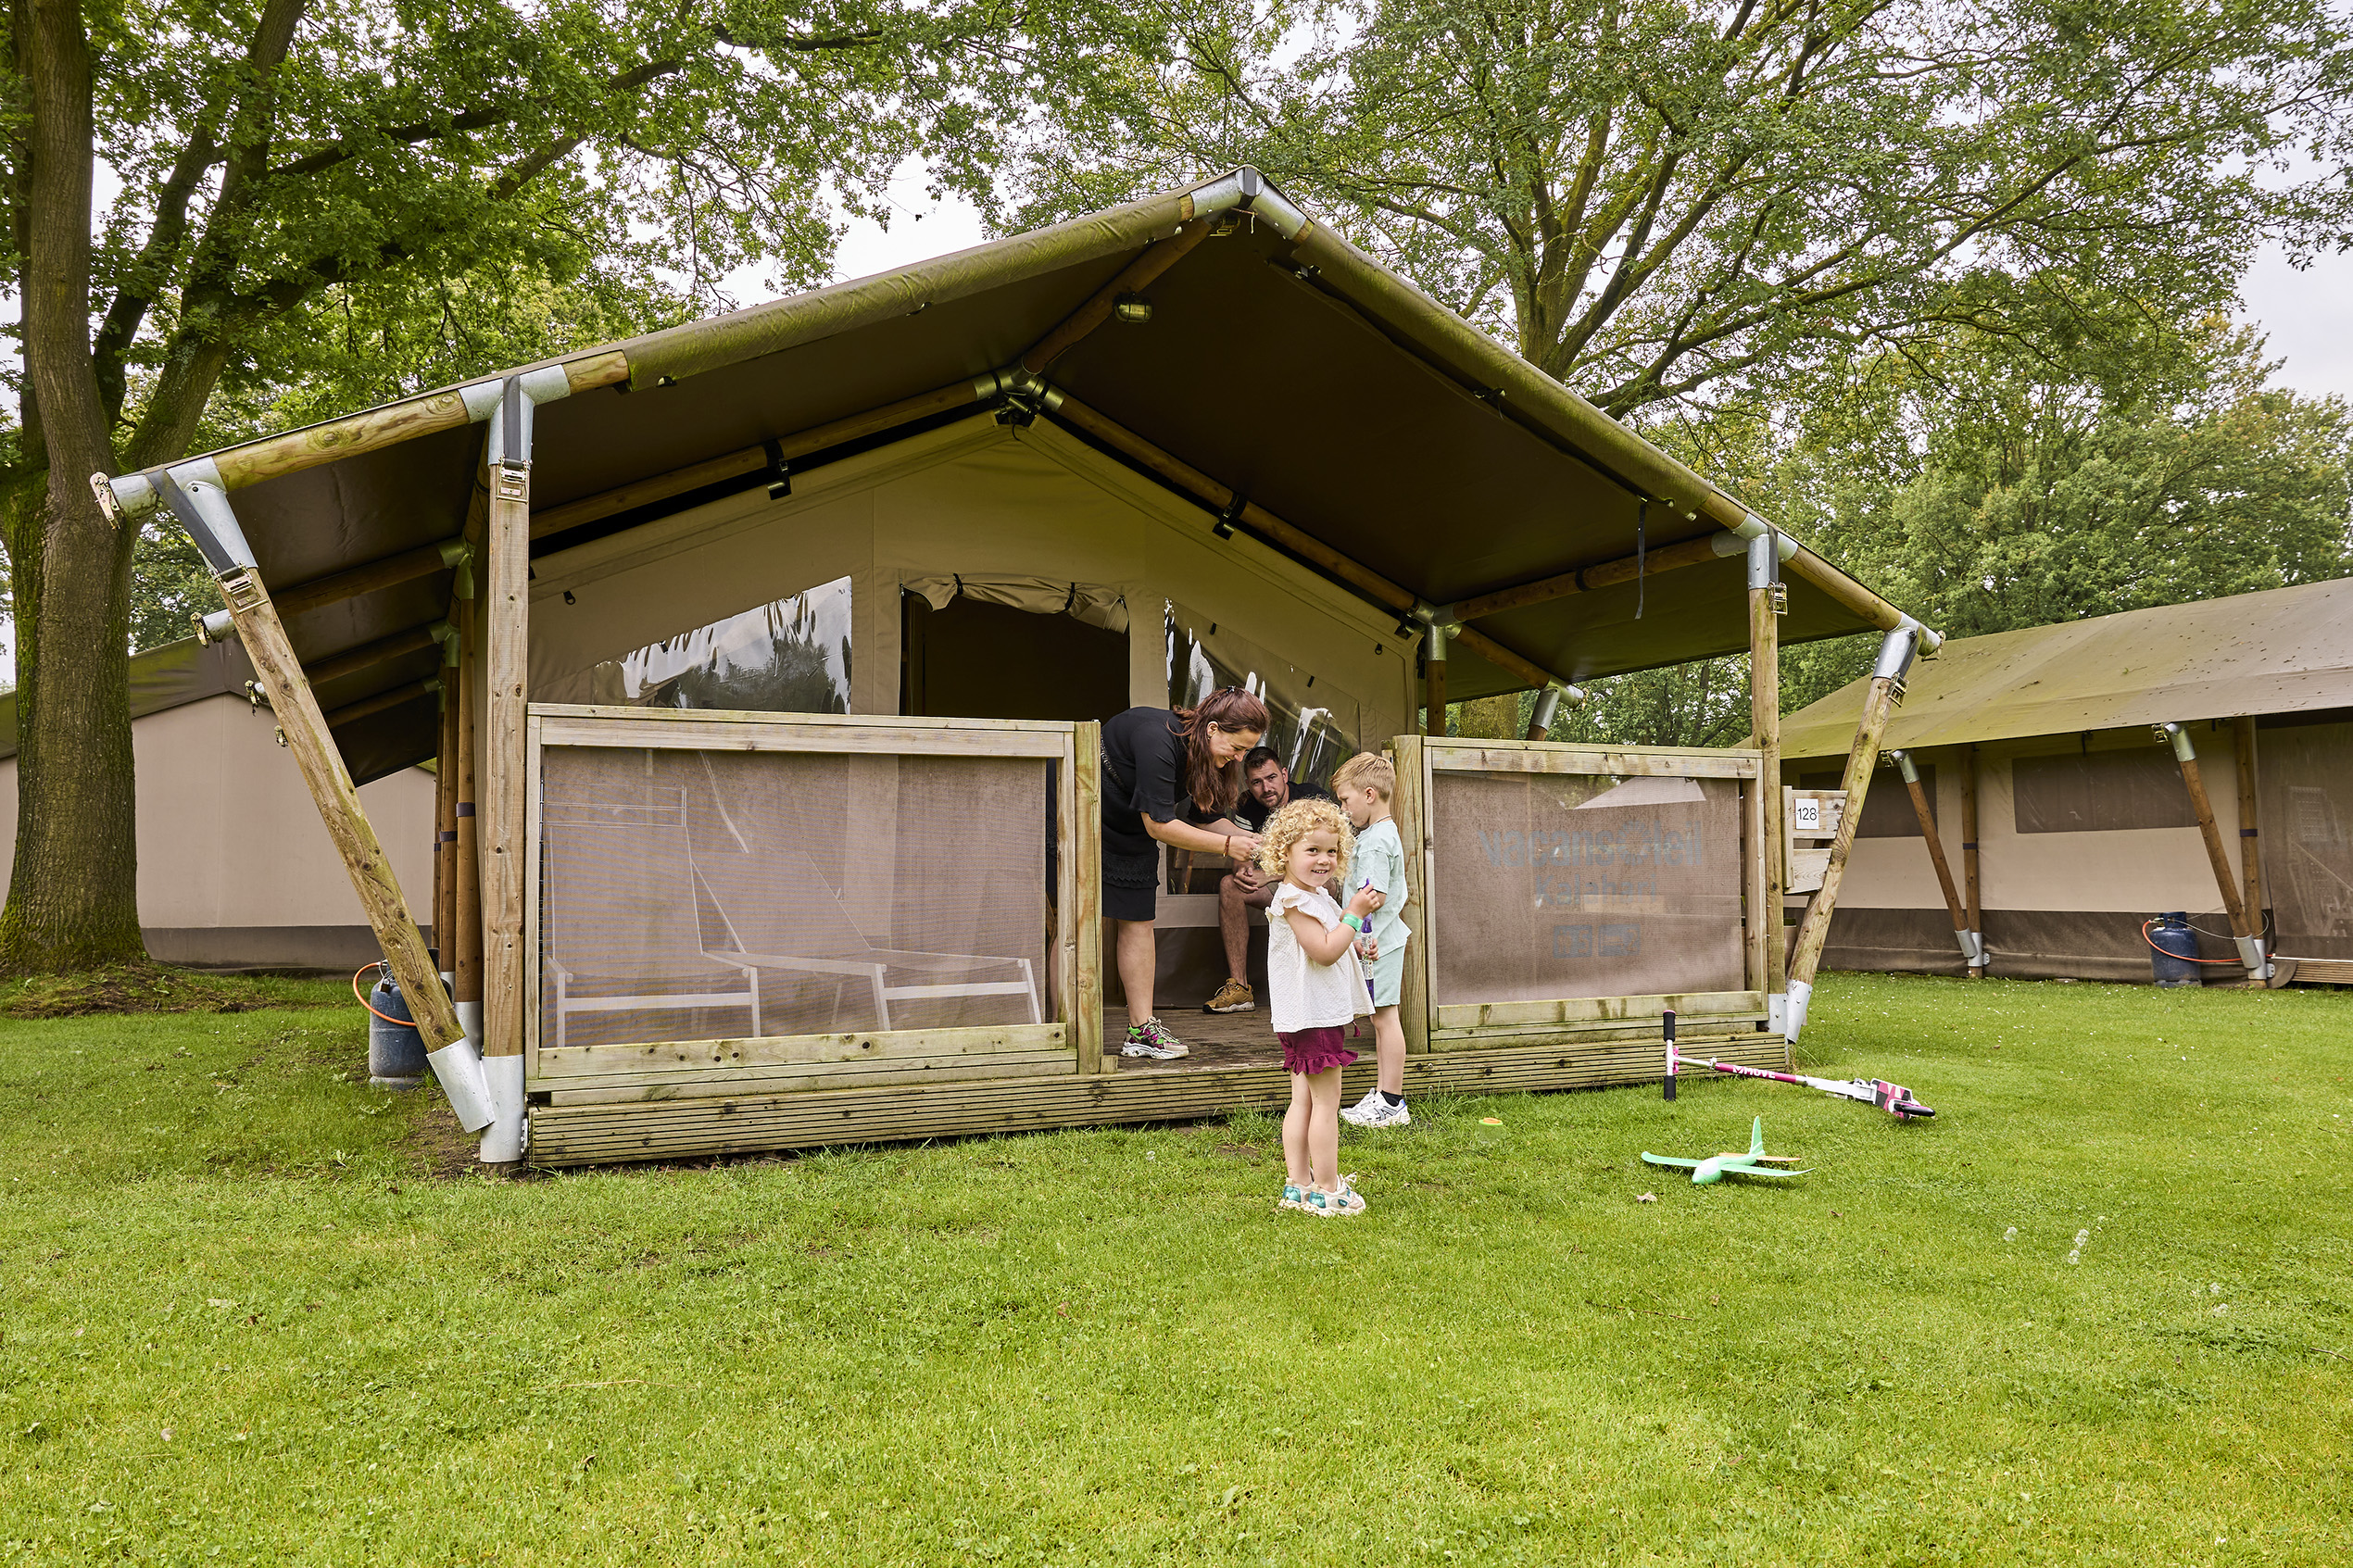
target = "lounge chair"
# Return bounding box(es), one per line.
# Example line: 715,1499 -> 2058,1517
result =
541,819 -> 762,1051
690,845 -> 1040,1031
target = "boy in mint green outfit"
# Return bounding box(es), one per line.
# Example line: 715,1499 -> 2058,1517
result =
1333,752 -> 1413,1128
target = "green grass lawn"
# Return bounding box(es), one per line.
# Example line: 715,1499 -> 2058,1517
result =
3,972 -> 2347,1565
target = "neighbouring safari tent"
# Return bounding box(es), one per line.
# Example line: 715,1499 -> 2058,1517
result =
0,637 -> 436,969
95,169 -> 1943,1166
1778,578 -> 2353,985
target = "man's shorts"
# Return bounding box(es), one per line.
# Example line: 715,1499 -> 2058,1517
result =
1367,944 -> 1407,1009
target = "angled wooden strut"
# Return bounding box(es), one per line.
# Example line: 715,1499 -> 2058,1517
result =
1889,749 -> 1980,973
1782,622 -> 1922,1040
2162,721 -> 2271,981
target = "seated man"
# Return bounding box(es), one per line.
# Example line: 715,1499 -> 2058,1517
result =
1203,746 -> 1333,1014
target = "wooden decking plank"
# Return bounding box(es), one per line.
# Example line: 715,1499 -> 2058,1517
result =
525,1032 -> 1793,1165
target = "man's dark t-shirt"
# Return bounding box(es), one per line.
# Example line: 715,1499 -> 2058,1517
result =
1234,778 -> 1332,833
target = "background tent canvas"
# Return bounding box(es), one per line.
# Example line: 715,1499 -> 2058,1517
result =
0,639 -> 436,969
1778,579 -> 2353,982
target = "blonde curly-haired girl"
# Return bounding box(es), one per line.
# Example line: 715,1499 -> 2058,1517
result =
1255,797 -> 1383,1217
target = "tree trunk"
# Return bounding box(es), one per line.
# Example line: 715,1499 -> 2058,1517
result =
0,0 -> 145,971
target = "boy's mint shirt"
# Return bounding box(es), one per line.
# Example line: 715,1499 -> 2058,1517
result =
1354,817 -> 1412,949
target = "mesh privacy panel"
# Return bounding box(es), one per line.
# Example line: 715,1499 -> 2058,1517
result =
1429,771 -> 1747,1005
2258,721 -> 2353,957
540,746 -> 1050,1049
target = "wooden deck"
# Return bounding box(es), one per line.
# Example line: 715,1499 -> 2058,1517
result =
1110,1005 -> 1289,1072
525,1020 -> 1788,1166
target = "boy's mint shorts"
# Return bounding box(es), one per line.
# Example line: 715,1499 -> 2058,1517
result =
1368,946 -> 1407,1009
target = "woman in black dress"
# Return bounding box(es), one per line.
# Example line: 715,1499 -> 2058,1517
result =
1101,687 -> 1271,1059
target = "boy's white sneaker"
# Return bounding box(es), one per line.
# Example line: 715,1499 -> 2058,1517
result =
1340,1086 -> 1387,1126
1355,1098 -> 1411,1129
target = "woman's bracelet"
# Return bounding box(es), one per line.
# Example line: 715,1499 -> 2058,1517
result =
1223,834 -> 1233,858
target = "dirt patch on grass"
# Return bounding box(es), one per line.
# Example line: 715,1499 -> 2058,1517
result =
0,963 -> 346,1020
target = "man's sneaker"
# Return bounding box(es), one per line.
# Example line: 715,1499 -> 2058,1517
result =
1119,1018 -> 1189,1060
1304,1180 -> 1366,1218
1340,1086 -> 1388,1126
1203,978 -> 1255,1014
1278,1182 -> 1308,1212
1356,1098 -> 1412,1130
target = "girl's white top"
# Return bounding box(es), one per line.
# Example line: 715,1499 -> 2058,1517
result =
1265,883 -> 1374,1035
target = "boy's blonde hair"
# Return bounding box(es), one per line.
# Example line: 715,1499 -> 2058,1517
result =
1331,750 -> 1396,802
1255,797 -> 1353,884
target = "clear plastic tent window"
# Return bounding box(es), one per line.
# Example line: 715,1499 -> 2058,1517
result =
589,576 -> 851,713
538,745 -> 1050,1052
1164,603 -> 1358,787
1429,771 -> 1746,1005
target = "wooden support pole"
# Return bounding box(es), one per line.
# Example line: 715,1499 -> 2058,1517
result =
2234,716 -> 2264,931
1423,630 -> 1448,736
1066,721 -> 1105,1072
199,352 -> 626,495
274,538 -> 467,621
1783,626 -> 1919,1037
528,380 -> 985,543
1524,684 -> 1565,742
2164,722 -> 2266,978
304,620 -> 449,687
454,620 -> 484,1017
481,410 -> 534,1162
434,691 -> 458,974
1961,745 -> 1983,977
1451,533 -> 1730,621
1021,221 -> 1213,373
215,569 -> 464,1056
1047,391 -> 1579,695
1748,569 -> 1784,997
1892,750 -> 1974,972
321,677 -> 440,731
1392,734 -> 1431,1057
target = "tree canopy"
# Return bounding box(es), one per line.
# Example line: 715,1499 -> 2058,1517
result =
0,0 -> 1153,969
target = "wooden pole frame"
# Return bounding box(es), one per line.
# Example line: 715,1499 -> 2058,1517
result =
1390,734 -> 1433,1057
1783,624 -> 1919,1039
2233,716 -> 2264,936
1746,536 -> 1785,999
434,690 -> 458,976
1889,749 -> 1977,972
1423,626 -> 1449,736
1960,744 -> 1983,977
2163,721 -> 2270,980
479,383 -> 535,1163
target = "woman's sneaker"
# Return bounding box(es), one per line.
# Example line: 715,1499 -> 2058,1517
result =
1357,1098 -> 1412,1130
1340,1086 -> 1388,1126
1119,1018 -> 1188,1060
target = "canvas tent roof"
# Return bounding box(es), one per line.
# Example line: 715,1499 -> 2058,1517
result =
0,637 -> 256,761
117,169 -> 1923,784
1780,578 -> 2353,760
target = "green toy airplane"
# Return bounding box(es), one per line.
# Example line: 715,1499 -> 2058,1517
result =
1642,1117 -> 1810,1185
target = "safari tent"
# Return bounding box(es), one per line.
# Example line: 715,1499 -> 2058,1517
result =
96,169 -> 1940,1166
0,638 -> 435,969
1778,579 -> 2353,985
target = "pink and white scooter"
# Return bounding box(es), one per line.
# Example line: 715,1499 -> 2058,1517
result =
1661,1009 -> 1933,1120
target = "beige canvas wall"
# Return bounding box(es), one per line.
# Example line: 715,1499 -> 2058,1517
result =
1818,726 -> 2243,918
0,693 -> 437,962
522,415 -> 1416,745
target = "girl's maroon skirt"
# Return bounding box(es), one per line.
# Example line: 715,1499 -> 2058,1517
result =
1277,1025 -> 1358,1076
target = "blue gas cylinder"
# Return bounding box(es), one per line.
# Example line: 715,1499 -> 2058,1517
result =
2146,912 -> 2201,988
367,974 -> 430,1087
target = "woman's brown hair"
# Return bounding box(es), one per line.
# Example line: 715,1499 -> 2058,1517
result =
1176,686 -> 1271,815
